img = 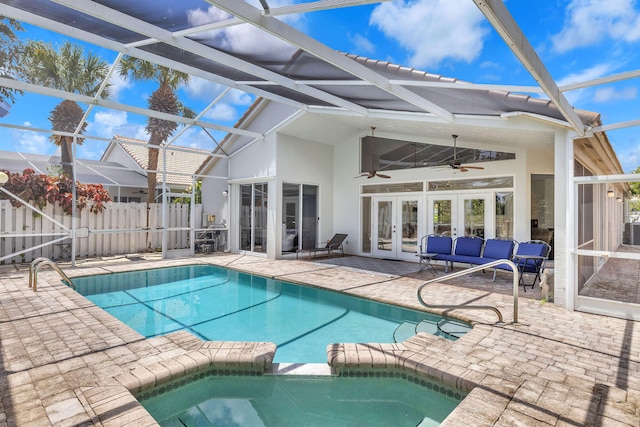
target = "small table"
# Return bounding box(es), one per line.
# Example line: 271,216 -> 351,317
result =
513,255 -> 546,290
416,252 -> 438,274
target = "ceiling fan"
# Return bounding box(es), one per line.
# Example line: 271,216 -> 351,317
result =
357,127 -> 391,179
445,134 -> 484,172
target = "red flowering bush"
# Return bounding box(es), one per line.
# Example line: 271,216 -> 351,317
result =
0,168 -> 111,214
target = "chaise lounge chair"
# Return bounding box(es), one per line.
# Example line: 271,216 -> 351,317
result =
310,233 -> 348,258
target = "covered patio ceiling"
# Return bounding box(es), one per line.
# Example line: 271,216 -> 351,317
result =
0,0 -> 639,159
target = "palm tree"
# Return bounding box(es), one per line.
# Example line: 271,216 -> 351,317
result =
23,41 -> 110,177
0,16 -> 25,105
117,57 -> 194,205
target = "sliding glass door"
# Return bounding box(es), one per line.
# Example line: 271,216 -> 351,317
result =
240,182 -> 268,253
282,183 -> 318,253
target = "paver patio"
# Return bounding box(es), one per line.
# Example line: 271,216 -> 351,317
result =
0,254 -> 638,426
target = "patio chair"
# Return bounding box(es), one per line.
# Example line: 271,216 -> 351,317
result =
310,233 -> 348,258
417,235 -> 453,273
494,240 -> 551,290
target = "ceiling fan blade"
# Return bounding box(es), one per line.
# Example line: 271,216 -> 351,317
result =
459,167 -> 468,172
462,165 -> 485,170
376,173 -> 391,179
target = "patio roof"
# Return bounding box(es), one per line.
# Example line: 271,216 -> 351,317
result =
1,0 -> 636,160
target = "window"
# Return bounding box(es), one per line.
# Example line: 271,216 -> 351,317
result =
495,192 -> 514,239
361,135 -> 515,174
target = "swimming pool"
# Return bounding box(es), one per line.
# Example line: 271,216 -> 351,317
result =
74,264 -> 470,363
138,370 -> 464,427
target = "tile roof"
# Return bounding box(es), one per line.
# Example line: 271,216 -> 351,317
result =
112,136 -> 211,186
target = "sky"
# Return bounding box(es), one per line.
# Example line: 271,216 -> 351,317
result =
1,0 -> 639,171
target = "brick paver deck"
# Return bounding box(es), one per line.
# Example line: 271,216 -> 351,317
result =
1,254 -> 638,426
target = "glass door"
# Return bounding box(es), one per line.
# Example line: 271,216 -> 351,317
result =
282,183 -> 318,254
373,196 -> 420,260
240,182 -> 268,253
429,196 -> 456,237
428,193 -> 492,239
459,195 -> 490,239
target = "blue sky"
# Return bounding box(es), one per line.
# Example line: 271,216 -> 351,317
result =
1,0 -> 639,171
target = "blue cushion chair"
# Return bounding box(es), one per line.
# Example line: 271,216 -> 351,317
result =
417,235 -> 453,273
494,240 -> 551,290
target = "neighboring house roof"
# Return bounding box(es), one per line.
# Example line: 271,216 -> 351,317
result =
105,136 -> 212,186
0,150 -> 147,188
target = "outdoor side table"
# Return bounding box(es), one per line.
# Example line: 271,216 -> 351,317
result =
416,252 -> 438,274
513,254 -> 546,290
296,249 -> 312,260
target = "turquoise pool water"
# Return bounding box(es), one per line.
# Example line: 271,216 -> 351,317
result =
74,265 -> 470,363
138,373 -> 463,427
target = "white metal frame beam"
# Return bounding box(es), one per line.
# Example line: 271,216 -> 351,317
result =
208,0 -> 454,121
0,77 -> 261,139
473,0 -> 587,136
51,0 -> 369,115
0,3 -> 307,111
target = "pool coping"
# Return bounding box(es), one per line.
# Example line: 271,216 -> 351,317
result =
2,254 -> 638,426
67,259 -> 511,426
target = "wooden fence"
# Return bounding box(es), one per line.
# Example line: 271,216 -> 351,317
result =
0,200 -> 202,264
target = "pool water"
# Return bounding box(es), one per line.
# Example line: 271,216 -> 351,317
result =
138,374 -> 463,427
74,265 -> 470,363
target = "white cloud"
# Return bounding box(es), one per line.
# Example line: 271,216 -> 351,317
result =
593,86 -> 637,102
107,70 -> 133,101
370,0 -> 488,68
12,128 -> 51,155
204,103 -> 237,121
349,33 -> 376,55
187,5 -> 298,62
87,110 -> 129,139
185,78 -> 252,107
556,63 -> 616,87
552,0 -> 640,53
556,63 -> 620,104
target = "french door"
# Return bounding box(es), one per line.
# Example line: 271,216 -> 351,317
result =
372,196 -> 420,260
240,182 -> 268,253
427,193 -> 493,239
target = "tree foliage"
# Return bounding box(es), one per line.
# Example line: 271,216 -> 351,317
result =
173,181 -> 201,205
629,166 -> 640,197
23,41 -> 111,177
0,16 -> 25,104
117,57 -> 194,205
0,169 -> 111,215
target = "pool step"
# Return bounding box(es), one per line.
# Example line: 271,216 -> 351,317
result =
436,318 -> 472,339
393,321 -> 418,342
394,319 -> 471,342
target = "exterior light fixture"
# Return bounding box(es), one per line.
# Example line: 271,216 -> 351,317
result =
617,197 -> 622,202
0,171 -> 8,186
222,190 -> 228,196
607,190 -> 615,198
